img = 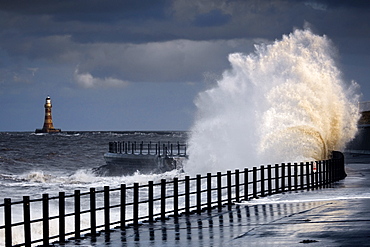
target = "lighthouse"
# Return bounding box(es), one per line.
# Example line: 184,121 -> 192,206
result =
35,96 -> 61,133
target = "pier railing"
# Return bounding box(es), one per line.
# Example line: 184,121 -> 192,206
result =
108,141 -> 187,157
1,153 -> 345,246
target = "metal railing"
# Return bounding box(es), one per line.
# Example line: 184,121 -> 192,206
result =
1,153 -> 345,246
108,141 -> 187,157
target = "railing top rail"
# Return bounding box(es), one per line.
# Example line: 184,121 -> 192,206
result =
1,159 -> 333,206
109,141 -> 187,145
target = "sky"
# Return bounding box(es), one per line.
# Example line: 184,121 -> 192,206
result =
0,0 -> 369,131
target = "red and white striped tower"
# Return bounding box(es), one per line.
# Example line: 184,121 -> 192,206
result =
35,96 -> 61,133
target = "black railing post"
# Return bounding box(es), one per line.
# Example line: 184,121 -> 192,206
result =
287,163 -> 292,191
217,172 -> 222,208
104,186 -> 110,232
328,159 -> 332,184
207,173 -> 212,210
90,188 -> 96,236
133,183 -> 139,225
161,179 -> 166,220
75,190 -> 81,239
227,170 -> 232,204
323,160 -> 328,186
318,161 -> 322,187
185,176 -> 190,214
328,160 -> 333,184
253,167 -> 257,198
329,159 -> 333,183
267,165 -> 272,195
311,162 -> 315,189
173,178 -> 179,217
59,191 -> 65,243
235,169 -> 240,202
23,196 -> 31,247
316,161 -> 320,186
120,184 -> 126,229
306,162 -> 310,190
260,166 -> 265,197
243,168 -> 249,201
274,164 -> 279,193
322,160 -> 326,186
42,194 -> 49,246
294,163 -> 298,190
148,181 -> 154,221
281,163 -> 286,192
300,162 -> 304,189
196,174 -> 202,213
5,198 -> 12,247
326,160 -> 330,185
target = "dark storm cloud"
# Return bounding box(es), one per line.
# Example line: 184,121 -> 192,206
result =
0,0 -> 169,22
194,9 -> 232,27
1,0 -> 370,131
1,0 -> 370,86
0,1 -> 172,46
313,0 -> 370,9
1,0 -> 370,43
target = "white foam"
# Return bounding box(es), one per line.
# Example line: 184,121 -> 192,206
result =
4,168 -> 182,191
185,29 -> 360,175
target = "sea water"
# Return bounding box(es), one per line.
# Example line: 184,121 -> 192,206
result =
0,131 -> 187,245
0,131 -> 187,201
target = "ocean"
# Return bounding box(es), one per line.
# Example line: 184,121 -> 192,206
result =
2,132 -> 370,246
0,131 -> 188,201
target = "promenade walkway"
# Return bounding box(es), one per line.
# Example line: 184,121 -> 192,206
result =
62,158 -> 370,247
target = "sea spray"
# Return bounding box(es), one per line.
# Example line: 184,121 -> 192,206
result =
185,29 -> 360,175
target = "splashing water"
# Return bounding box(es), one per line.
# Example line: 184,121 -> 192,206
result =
185,29 -> 360,175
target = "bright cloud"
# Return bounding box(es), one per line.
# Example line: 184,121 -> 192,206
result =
74,68 -> 129,88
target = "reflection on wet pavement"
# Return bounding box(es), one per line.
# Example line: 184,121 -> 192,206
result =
62,163 -> 370,247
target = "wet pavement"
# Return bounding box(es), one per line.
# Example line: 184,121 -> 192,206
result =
62,159 -> 370,247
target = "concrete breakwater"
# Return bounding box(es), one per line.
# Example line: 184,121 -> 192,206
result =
346,106 -> 370,154
102,141 -> 188,175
